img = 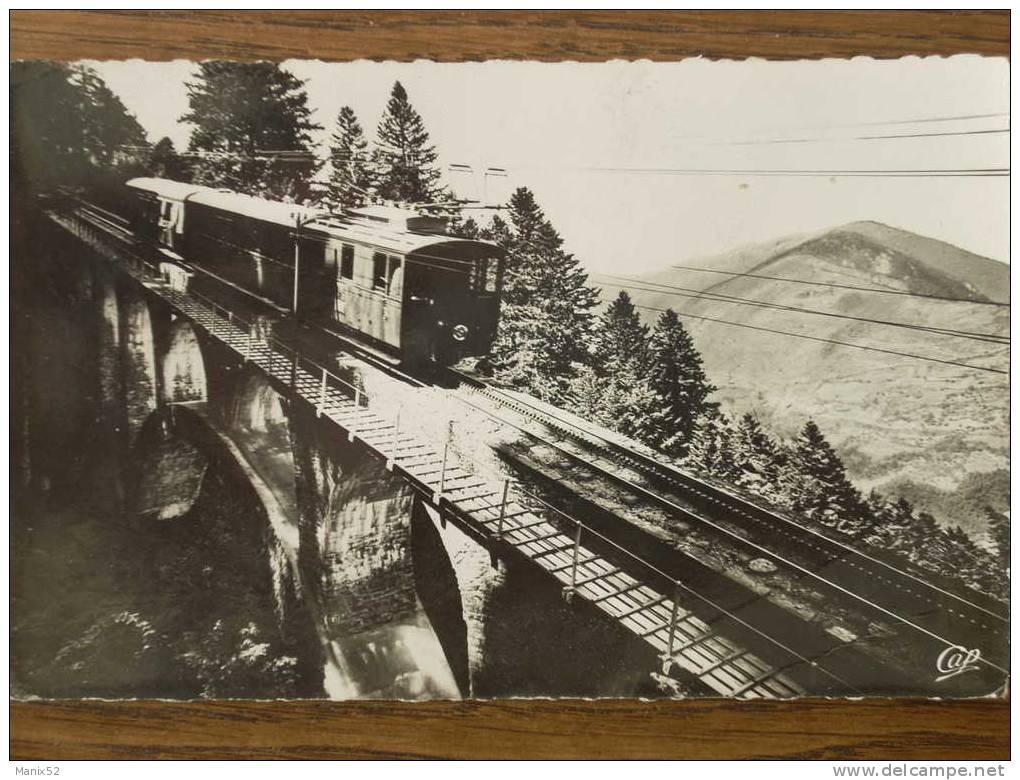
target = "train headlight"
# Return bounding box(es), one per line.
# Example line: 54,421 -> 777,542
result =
451,324 -> 469,342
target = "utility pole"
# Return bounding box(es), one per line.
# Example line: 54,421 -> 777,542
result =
292,212 -> 302,315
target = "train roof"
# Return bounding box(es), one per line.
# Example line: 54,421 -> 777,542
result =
126,177 -> 503,256
187,189 -> 328,228
126,177 -> 220,201
310,212 -> 505,257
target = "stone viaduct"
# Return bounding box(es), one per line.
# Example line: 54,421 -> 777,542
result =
31,217 -> 662,701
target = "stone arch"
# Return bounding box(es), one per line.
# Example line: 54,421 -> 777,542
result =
160,318 -> 209,406
71,251 -> 94,306
282,398 -> 466,700
131,405 -> 324,697
94,269 -> 123,424
132,408 -> 210,523
219,372 -> 298,533
225,371 -> 290,436
118,287 -> 158,439
410,499 -> 472,696
415,499 -> 663,699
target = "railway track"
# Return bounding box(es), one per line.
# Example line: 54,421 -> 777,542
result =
452,375 -> 1009,689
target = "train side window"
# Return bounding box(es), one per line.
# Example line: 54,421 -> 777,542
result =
387,256 -> 402,297
340,245 -> 354,279
160,201 -> 172,221
372,252 -> 388,291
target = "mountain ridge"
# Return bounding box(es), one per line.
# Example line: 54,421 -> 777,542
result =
665,220 -> 1008,304
628,219 -> 1009,540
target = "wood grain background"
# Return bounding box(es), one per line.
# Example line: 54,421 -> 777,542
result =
9,10 -> 1011,761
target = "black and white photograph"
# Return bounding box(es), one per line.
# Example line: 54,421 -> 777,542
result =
10,53 -> 1009,703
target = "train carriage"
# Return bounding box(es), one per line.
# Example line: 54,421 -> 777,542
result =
182,189 -> 331,316
316,206 -> 504,362
124,177 -> 505,365
124,177 -> 218,252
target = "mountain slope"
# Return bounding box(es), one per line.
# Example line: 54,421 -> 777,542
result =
629,221 -> 1009,539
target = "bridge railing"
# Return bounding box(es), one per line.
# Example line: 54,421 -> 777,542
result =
188,288 -> 247,328
505,481 -> 688,651
184,284 -> 374,418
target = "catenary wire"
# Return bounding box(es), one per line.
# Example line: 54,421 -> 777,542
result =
594,274 -> 1009,344
667,264 -> 1010,307
629,301 -> 1008,375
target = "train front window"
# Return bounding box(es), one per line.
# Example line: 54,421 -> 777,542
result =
475,257 -> 500,294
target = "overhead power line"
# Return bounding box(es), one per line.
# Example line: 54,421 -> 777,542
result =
629,302 -> 1008,376
668,264 -> 1010,308
803,112 -> 1009,130
594,274 -> 1009,344
858,127 -> 1008,141
709,127 -> 1010,146
513,166 -> 1010,178
676,112 -> 1010,142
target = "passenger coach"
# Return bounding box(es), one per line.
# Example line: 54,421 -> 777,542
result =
124,177 -> 506,365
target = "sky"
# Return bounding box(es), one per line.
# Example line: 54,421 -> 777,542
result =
88,56 -> 1010,274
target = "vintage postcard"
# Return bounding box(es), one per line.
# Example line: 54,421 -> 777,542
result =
10,55 -> 1009,701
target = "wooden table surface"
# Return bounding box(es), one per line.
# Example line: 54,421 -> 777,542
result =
9,10 -> 1010,761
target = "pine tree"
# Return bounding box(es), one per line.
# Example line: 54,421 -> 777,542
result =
486,188 -> 600,402
147,136 -> 191,181
11,62 -> 88,190
865,492 -> 913,554
480,213 -> 512,247
568,362 -> 658,441
636,308 -> 715,459
686,409 -> 739,481
567,365 -> 611,429
326,106 -> 373,211
568,291 -> 653,439
592,291 -> 650,376
882,496 -> 921,553
791,420 -> 865,531
73,66 -> 148,169
449,216 -> 480,239
906,511 -> 942,566
928,524 -> 975,575
732,412 -> 789,500
984,506 -> 1010,569
942,525 -> 990,584
12,63 -> 151,191
861,490 -> 893,547
181,62 -> 321,201
861,491 -> 1005,598
372,81 -> 443,204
